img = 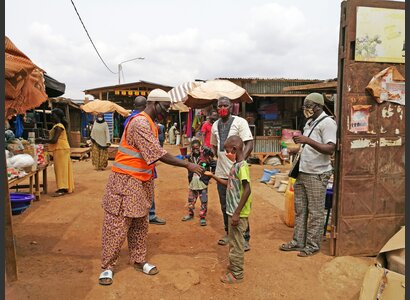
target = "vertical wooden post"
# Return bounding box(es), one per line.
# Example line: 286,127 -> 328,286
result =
5,165 -> 18,282
64,105 -> 71,146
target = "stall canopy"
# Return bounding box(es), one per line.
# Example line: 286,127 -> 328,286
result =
185,79 -> 253,108
5,36 -> 48,118
80,99 -> 130,117
44,74 -> 66,97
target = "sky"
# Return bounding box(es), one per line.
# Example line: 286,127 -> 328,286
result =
6,0 -> 346,100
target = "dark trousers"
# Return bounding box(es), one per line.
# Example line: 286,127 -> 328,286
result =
149,198 -> 156,221
217,182 -> 250,242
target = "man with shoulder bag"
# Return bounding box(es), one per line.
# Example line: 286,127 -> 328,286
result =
279,93 -> 337,257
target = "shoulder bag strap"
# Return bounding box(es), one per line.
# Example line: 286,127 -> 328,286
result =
300,116 -> 329,149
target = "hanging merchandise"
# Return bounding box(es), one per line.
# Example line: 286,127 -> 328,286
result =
14,115 -> 24,138
232,103 -> 240,116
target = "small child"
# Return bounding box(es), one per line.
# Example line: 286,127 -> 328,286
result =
205,135 -> 252,284
182,139 -> 215,226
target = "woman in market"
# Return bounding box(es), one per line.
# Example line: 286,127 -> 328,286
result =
36,108 -> 74,197
90,113 -> 111,170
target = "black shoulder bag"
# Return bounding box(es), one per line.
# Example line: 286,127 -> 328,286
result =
288,116 -> 328,179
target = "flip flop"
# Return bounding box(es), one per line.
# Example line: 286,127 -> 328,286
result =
134,262 -> 159,275
220,272 -> 243,284
279,242 -> 303,252
99,270 -> 113,285
297,249 -> 319,257
244,241 -> 251,252
199,219 -> 207,226
51,191 -> 67,197
181,215 -> 194,221
218,235 -> 229,246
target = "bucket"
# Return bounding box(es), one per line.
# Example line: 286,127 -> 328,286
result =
179,147 -> 188,156
260,169 -> 280,183
10,193 -> 35,215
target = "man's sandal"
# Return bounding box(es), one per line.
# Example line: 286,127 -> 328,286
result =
279,242 -> 303,252
218,235 -> 229,246
220,272 -> 243,284
134,262 -> 159,275
297,249 -> 319,257
99,270 -> 113,285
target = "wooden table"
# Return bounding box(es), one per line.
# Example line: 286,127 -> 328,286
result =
8,164 -> 49,201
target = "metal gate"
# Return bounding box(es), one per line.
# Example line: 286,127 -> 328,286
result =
331,0 -> 405,256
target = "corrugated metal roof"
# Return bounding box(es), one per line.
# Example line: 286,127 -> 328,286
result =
217,77 -> 324,82
83,80 -> 174,93
216,77 -> 325,95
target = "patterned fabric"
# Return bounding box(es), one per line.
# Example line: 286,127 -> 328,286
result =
187,189 -> 208,219
92,143 -> 109,170
102,114 -> 166,218
226,160 -> 252,217
189,174 -> 208,190
227,216 -> 248,279
292,171 -> 332,252
5,36 -> 48,117
101,209 -> 148,271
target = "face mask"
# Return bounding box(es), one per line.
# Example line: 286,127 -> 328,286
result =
303,108 -> 314,119
225,152 -> 236,162
97,117 -> 103,122
218,108 -> 229,118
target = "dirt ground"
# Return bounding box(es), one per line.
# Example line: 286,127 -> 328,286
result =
6,145 -> 374,300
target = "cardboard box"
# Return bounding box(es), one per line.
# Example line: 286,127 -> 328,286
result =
359,226 -> 405,300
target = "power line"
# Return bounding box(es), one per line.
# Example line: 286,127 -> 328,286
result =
70,0 -> 117,74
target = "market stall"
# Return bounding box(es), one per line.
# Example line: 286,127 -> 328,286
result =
5,36 -> 55,282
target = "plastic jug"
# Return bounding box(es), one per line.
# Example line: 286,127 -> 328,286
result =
284,178 -> 296,227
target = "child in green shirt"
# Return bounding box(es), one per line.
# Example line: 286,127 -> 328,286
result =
205,135 -> 252,284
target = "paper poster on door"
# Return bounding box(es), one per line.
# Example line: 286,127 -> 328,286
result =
355,7 -> 405,63
350,105 -> 371,132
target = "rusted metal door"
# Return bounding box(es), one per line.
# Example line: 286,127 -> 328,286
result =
332,0 -> 405,256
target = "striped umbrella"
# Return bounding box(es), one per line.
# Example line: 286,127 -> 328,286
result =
168,81 -> 203,112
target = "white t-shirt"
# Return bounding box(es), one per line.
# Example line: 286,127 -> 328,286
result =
210,116 -> 254,178
299,111 -> 337,174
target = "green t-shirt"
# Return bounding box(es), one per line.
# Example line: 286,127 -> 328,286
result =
226,160 -> 252,217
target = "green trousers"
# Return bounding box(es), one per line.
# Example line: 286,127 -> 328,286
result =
227,216 -> 249,279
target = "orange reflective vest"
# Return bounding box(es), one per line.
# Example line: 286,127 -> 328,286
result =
112,111 -> 158,181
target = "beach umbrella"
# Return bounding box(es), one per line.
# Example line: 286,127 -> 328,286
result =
80,99 -> 130,117
184,79 -> 253,109
168,81 -> 203,112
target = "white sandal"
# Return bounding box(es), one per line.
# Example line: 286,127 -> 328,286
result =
135,262 -> 159,275
98,269 -> 113,285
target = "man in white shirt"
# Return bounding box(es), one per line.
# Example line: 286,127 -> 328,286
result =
279,93 -> 337,257
210,96 -> 254,251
